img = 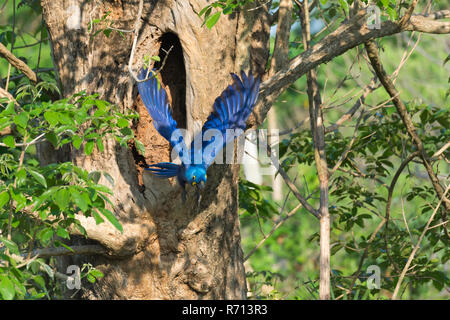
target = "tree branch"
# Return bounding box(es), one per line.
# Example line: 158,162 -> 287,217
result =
25,245 -> 108,259
69,214 -> 153,257
299,0 -> 330,300
364,40 -> 450,226
0,42 -> 37,83
250,9 -> 450,127
325,78 -> 379,133
268,0 -> 293,75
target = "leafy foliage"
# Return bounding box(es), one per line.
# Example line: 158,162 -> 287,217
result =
198,0 -> 255,29
238,0 -> 449,300
0,77 -> 140,298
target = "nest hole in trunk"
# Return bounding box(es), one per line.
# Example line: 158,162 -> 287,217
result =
132,32 -> 187,189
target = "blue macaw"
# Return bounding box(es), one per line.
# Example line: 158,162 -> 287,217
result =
137,69 -> 260,202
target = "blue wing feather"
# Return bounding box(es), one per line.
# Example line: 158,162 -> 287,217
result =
137,69 -> 188,158
138,69 -> 188,179
190,71 -> 261,168
145,162 -> 180,178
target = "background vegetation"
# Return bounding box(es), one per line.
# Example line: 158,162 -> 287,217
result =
0,0 -> 448,299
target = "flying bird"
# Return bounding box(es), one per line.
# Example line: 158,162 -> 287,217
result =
137,69 -> 260,202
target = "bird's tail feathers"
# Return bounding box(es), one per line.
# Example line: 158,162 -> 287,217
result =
145,162 -> 180,178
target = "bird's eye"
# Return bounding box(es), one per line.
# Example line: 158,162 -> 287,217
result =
193,175 -> 196,181
205,174 -> 207,179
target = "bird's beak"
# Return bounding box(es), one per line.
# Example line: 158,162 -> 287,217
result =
198,180 -> 205,189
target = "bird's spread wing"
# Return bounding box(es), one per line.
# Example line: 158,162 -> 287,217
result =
137,69 -> 188,162
190,71 -> 261,168
145,162 -> 180,178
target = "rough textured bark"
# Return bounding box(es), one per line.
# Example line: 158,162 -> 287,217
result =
40,0 -> 261,299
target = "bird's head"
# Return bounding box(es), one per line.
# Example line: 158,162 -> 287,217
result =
186,165 -> 207,189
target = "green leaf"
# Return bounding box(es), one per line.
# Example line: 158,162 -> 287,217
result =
33,275 -> 46,289
206,11 -> 221,29
70,188 -> 88,212
38,228 -> 54,243
380,0 -> 390,8
96,138 -> 104,152
223,6 -> 232,15
72,135 -> 83,149
54,188 -> 70,210
117,118 -> 129,128
198,5 -> 211,17
0,275 -> 15,300
385,106 -> 396,116
2,135 -> 15,148
58,113 -> 75,125
339,0 -> 349,14
44,111 -> 59,126
39,261 -> 54,279
85,140 -> 95,155
103,29 -> 112,37
45,131 -> 58,147
28,168 -> 47,188
92,210 -> 105,224
103,172 -> 114,186
13,112 -> 28,128
1,102 -> 16,116
15,168 -> 27,187
0,191 -> 10,208
386,6 -> 397,21
98,207 -> 123,233
150,56 -> 161,62
53,241 -> 74,254
93,184 -> 113,195
87,273 -> 96,283
135,139 -> 146,156
0,236 -> 19,254
88,171 -> 101,184
10,188 -> 27,211
89,269 -> 104,279
56,226 -> 70,239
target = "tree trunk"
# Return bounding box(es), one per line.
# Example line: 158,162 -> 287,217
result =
40,0 -> 270,299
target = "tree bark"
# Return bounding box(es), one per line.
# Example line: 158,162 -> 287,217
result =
40,0 -> 260,299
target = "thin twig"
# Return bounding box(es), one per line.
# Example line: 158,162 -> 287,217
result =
325,79 -> 378,133
329,108 -> 365,176
244,202 -> 303,261
127,0 -> 144,83
14,39 -> 49,50
384,151 -> 421,273
365,40 -> 450,231
267,142 -> 320,219
35,21 -> 44,74
431,141 -> 450,160
392,185 -> 450,299
346,218 -> 387,297
0,132 -> 46,148
127,0 -> 173,84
